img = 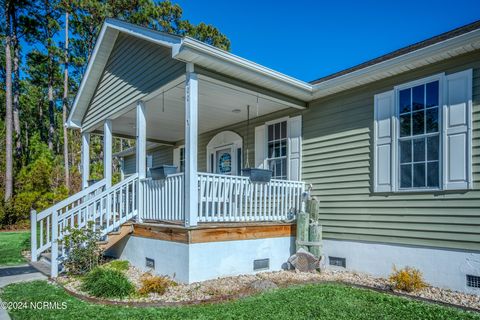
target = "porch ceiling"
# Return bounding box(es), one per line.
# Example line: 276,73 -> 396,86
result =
109,75 -> 295,142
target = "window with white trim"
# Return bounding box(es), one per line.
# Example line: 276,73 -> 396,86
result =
267,120 -> 287,179
398,80 -> 440,189
373,69 -> 472,193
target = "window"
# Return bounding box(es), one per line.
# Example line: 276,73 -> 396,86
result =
374,69 -> 472,193
397,80 -> 440,190
179,147 -> 185,172
267,121 -> 287,179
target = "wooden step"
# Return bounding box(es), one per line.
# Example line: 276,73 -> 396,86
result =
40,252 -> 52,264
99,223 -> 134,251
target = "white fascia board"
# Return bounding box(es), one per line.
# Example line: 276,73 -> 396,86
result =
312,28 -> 480,100
104,19 -> 183,53
67,22 -> 112,129
176,37 -> 313,99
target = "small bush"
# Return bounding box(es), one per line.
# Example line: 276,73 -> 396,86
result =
104,260 -> 129,272
62,222 -> 103,275
81,267 -> 134,298
389,266 -> 427,292
138,272 -> 177,295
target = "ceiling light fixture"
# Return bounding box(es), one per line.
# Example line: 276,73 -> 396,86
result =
232,109 -> 241,114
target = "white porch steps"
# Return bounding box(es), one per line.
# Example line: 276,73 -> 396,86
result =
31,222 -> 135,275
31,174 -> 139,277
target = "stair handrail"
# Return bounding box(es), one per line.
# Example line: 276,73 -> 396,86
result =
57,174 -> 138,228
36,179 -> 107,220
31,176 -> 139,277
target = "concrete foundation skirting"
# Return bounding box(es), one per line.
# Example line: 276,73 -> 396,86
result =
322,239 -> 480,294
112,235 -> 295,283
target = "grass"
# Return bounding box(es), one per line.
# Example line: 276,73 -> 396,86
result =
1,281 -> 479,320
81,267 -> 135,298
0,231 -> 30,266
103,260 -> 130,272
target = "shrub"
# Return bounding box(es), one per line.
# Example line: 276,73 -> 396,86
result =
104,260 -> 130,272
81,267 -> 134,298
138,272 -> 177,295
62,222 -> 103,275
389,266 -> 427,292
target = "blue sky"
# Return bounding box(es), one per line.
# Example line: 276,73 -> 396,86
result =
175,0 -> 479,82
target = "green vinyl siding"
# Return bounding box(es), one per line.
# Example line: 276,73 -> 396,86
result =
122,155 -> 136,177
122,145 -> 174,177
83,33 -> 185,130
302,50 -> 480,251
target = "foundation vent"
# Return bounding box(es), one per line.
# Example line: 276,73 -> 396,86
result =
466,275 -> 480,288
329,256 -> 346,268
146,257 -> 155,269
253,258 -> 270,271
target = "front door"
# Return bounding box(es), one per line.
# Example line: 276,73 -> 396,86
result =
214,145 -> 236,175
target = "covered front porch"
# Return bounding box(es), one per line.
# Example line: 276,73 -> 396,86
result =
81,62 -> 305,227
32,20 -> 311,278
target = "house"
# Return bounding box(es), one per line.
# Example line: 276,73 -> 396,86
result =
31,18 -> 480,294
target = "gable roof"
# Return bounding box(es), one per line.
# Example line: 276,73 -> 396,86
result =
68,19 -> 480,129
67,19 -> 312,129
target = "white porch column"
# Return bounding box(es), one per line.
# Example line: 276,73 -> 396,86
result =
81,132 -> 90,189
104,119 -> 113,188
184,63 -> 198,227
136,101 -> 147,223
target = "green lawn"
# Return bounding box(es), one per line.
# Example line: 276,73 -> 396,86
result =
0,231 -> 30,266
1,281 -> 479,320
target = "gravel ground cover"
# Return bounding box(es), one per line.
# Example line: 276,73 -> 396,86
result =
58,262 -> 480,310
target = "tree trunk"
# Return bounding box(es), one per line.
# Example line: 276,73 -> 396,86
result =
38,99 -> 44,141
45,0 -> 54,150
48,82 -> 54,151
4,1 -> 13,201
62,11 -> 70,190
12,9 -> 22,160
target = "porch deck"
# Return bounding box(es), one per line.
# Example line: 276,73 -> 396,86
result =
129,220 -> 297,244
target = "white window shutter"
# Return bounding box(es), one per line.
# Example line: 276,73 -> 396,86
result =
254,125 -> 266,169
146,154 -> 153,169
173,147 -> 181,172
146,154 -> 153,177
374,90 -> 395,192
443,69 -> 472,190
287,116 -> 302,181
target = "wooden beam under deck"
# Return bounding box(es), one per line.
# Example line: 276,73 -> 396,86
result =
132,221 -> 296,244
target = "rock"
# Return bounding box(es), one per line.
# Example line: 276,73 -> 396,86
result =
288,248 -> 320,272
249,279 -> 278,292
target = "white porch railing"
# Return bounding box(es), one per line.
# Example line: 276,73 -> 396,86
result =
140,173 -> 185,222
32,170 -> 304,277
31,174 -> 139,277
198,173 -> 305,222
141,172 -> 304,222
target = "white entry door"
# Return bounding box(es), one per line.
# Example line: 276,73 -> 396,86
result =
206,130 -> 243,175
214,145 -> 236,175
